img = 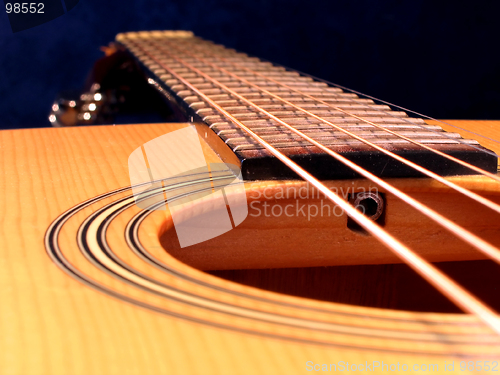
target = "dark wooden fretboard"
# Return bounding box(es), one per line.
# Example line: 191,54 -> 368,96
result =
116,30 -> 497,180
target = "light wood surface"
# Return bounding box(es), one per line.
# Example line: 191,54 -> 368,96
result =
1,121 -> 500,374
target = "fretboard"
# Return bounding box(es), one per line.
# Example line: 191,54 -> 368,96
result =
116,30 -> 497,180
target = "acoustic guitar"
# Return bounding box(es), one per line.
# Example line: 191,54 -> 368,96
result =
2,30 -> 500,374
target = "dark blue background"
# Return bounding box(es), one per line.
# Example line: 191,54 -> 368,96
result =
1,0 -> 499,129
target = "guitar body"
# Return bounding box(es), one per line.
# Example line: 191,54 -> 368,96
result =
1,120 -> 499,374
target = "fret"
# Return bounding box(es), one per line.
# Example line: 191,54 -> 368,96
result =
211,124 -> 442,134
224,131 -> 469,148
231,139 -> 480,152
205,117 -> 417,127
181,91 -> 370,101
188,97 -> 376,109
200,109 -> 400,120
218,130 -> 464,141
183,93 -> 361,104
175,87 -> 344,97
116,31 -> 497,179
196,104 -> 394,114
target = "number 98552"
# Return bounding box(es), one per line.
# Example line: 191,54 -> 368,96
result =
460,361 -> 498,371
6,3 -> 45,14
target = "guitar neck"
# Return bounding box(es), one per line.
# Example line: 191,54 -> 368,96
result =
115,30 -> 496,179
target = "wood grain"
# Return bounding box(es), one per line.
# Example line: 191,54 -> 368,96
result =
1,121 -> 499,374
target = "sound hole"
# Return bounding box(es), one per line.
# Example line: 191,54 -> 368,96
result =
160,214 -> 500,313
208,261 -> 500,313
159,194 -> 500,314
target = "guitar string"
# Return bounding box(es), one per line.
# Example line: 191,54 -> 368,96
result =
167,39 -> 500,183
133,39 -> 498,268
295,71 -> 500,150
169,37 -> 500,158
124,38 -> 500,335
205,49 -> 500,183
150,41 -> 500,264
258,60 -> 500,158
133,38 -> 500,284
160,41 -> 500,213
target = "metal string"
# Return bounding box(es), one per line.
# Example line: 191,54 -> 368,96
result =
286,67 -> 500,153
124,38 -> 500,335
218,55 -> 500,183
181,41 -> 500,183
158,42 -> 500,232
